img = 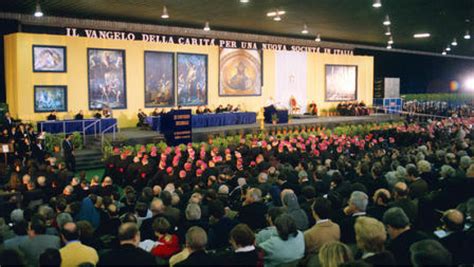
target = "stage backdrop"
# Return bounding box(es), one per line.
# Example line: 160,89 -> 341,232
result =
4,32 -> 373,128
275,51 -> 308,112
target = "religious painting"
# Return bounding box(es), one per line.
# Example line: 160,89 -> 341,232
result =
32,45 -> 67,72
144,51 -> 175,107
88,48 -> 127,109
34,85 -> 67,112
325,65 -> 357,101
177,53 -> 208,106
219,48 -> 262,96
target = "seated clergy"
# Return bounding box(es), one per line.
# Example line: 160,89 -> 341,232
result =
46,111 -> 57,121
74,110 -> 84,120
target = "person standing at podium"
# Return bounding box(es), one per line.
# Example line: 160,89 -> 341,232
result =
62,134 -> 76,172
47,110 -> 57,121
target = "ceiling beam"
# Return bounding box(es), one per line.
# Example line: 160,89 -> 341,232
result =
1,12 -> 473,61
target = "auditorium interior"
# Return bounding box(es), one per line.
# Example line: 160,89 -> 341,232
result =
0,0 -> 473,266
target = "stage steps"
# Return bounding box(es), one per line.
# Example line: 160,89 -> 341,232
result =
75,149 -> 104,171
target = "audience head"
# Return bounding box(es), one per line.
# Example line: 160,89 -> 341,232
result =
60,222 -> 79,243
229,224 -> 255,250
372,188 -> 391,206
312,197 -> 332,220
150,198 -> 165,216
441,209 -> 464,232
410,240 -> 452,267
0,249 -> 25,266
152,217 -> 171,237
383,207 -> 410,239
39,248 -> 61,267
185,203 -> 201,221
354,216 -> 386,253
274,213 -> 298,241
348,191 -> 368,213
117,223 -> 140,246
319,241 -> 353,267
185,226 -> 208,252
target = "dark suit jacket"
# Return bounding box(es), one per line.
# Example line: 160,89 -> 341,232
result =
238,202 -> 268,231
19,234 -> 61,266
340,213 -> 366,244
386,229 -> 428,266
409,178 -> 429,199
440,231 -> 468,265
74,114 -> 84,120
62,139 -> 74,157
175,250 -> 213,267
216,249 -> 260,266
98,244 -> 156,266
363,251 -> 396,266
47,114 -> 57,121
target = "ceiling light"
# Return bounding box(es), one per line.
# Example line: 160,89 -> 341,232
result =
446,46 -> 451,51
273,15 -> 281,21
387,44 -> 392,49
451,38 -> 458,46
385,27 -> 391,36
203,21 -> 210,31
267,10 -> 285,17
315,34 -> 321,42
464,30 -> 471,40
442,51 -> 447,55
161,6 -> 169,19
413,33 -> 430,38
34,1 -> 43,17
388,36 -> 394,44
301,24 -> 308,34
372,0 -> 382,8
383,15 -> 391,26
240,0 -> 249,3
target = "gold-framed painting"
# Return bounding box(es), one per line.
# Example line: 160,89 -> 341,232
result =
219,48 -> 262,96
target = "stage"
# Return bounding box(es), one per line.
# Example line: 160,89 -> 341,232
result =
106,113 -> 401,146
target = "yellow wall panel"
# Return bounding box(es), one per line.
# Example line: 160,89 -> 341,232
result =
4,32 -> 373,128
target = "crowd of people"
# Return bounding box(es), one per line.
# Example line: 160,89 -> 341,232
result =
336,102 -> 369,116
0,111 -> 473,266
403,100 -> 473,118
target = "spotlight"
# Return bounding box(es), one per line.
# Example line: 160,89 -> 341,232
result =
413,33 -> 430,38
203,21 -> 210,31
315,34 -> 321,42
451,38 -> 458,46
442,51 -> 447,55
387,44 -> 392,49
383,15 -> 391,26
240,0 -> 249,3
464,30 -> 471,40
161,6 -> 169,19
465,77 -> 474,91
385,27 -> 391,36
372,0 -> 382,8
301,24 -> 308,34
446,46 -> 451,51
34,1 -> 43,17
273,15 -> 281,21
388,36 -> 394,45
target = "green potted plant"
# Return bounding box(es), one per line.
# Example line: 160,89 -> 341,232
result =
271,113 -> 279,125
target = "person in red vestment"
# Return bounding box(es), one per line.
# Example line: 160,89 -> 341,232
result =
150,217 -> 180,259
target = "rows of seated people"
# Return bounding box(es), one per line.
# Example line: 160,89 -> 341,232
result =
336,101 -> 369,116
0,116 -> 473,266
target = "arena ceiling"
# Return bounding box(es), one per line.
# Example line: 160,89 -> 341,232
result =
1,0 -> 473,57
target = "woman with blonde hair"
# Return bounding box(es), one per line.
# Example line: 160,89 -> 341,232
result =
318,241 -> 353,267
354,216 -> 396,265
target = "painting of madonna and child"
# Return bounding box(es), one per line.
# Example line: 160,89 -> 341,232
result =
177,53 -> 208,106
88,48 -> 127,109
219,48 -> 262,96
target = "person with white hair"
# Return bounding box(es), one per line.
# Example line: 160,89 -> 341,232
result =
340,191 -> 369,244
238,188 -> 268,230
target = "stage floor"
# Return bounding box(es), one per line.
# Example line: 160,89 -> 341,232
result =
107,114 -> 400,145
